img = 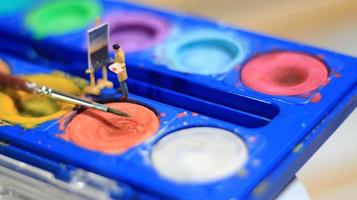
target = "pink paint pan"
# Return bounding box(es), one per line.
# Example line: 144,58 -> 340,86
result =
241,51 -> 329,96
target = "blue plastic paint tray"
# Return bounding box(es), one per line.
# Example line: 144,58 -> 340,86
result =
0,1 -> 356,199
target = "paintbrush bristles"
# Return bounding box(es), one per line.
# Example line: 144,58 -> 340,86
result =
107,107 -> 130,117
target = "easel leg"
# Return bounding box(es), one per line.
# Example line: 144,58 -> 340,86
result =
97,67 -> 113,89
85,71 -> 101,95
90,71 -> 95,87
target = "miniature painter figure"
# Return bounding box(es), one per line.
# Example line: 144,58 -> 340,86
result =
108,43 -> 129,100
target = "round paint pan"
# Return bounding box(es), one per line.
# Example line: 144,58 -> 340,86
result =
241,51 -> 329,96
163,31 -> 246,75
64,102 -> 160,154
105,13 -> 171,53
151,127 -> 248,183
25,0 -> 101,38
0,0 -> 32,16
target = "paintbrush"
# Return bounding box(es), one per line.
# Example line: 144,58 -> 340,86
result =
0,73 -> 129,117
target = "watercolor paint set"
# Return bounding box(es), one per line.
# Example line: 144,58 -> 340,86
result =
0,0 -> 356,199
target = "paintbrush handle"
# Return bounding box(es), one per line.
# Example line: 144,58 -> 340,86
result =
0,72 -> 105,110
0,73 -> 39,93
0,73 -> 129,117
0,73 -> 99,107
39,87 -> 108,112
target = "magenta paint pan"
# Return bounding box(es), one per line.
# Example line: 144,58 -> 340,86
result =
241,51 -> 329,96
104,12 -> 171,53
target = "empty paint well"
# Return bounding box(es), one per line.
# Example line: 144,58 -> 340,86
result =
151,127 -> 248,183
105,13 -> 171,53
25,0 -> 101,38
241,51 -> 329,96
163,31 -> 246,75
63,102 -> 159,154
0,0 -> 32,16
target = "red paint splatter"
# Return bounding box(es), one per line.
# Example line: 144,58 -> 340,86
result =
248,136 -> 256,143
192,112 -> 199,117
317,54 -> 325,60
160,112 -> 166,117
310,93 -> 322,103
177,112 -> 188,118
334,72 -> 342,78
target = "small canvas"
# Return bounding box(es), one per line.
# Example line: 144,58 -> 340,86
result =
87,23 -> 111,71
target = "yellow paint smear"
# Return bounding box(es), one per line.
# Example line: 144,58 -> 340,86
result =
0,72 -> 87,129
0,59 -> 10,74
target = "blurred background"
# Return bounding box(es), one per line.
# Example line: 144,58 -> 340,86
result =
129,1 -> 357,199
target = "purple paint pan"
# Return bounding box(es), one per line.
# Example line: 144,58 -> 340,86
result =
104,12 -> 171,53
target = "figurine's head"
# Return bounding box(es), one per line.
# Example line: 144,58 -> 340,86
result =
113,44 -> 120,51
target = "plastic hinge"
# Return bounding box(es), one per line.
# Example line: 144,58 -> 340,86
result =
0,154 -> 127,200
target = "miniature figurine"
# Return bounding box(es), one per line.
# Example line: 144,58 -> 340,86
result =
108,44 -> 129,100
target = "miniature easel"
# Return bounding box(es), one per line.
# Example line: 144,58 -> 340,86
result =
85,17 -> 113,95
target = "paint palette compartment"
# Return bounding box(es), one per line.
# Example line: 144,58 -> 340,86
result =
0,1 -> 356,200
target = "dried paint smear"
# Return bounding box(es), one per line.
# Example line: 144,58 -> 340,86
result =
0,72 -> 87,128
